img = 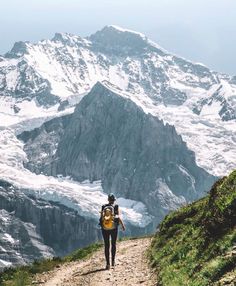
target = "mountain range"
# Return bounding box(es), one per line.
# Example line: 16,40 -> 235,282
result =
1,25 -> 236,176
0,25 -> 235,268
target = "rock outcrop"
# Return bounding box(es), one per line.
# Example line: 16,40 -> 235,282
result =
0,180 -> 99,269
19,82 -> 216,222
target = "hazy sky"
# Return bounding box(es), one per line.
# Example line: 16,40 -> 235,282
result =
1,0 -> 236,75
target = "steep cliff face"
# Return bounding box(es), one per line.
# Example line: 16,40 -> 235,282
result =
19,83 -> 216,222
0,180 -> 100,269
18,114 -> 71,175
0,208 -> 54,270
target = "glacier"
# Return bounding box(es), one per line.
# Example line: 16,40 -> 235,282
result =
0,128 -> 152,228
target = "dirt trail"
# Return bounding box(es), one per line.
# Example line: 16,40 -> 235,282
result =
34,237 -> 156,286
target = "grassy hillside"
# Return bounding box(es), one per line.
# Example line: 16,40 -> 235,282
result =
149,170 -> 236,286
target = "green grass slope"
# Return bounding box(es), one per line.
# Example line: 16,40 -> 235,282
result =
149,170 -> 236,286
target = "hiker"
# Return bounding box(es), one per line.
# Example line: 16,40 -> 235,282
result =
99,193 -> 125,270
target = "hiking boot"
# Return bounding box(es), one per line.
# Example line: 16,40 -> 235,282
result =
111,261 -> 115,268
105,264 -> 110,270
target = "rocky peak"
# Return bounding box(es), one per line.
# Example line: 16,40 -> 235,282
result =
5,41 -> 29,58
89,25 -> 152,55
51,32 -> 85,47
99,25 -> 147,40
19,81 -> 215,223
52,32 -> 70,42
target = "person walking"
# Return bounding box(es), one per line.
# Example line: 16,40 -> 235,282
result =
99,193 -> 125,270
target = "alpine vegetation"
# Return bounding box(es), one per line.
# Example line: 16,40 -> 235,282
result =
149,170 -> 236,286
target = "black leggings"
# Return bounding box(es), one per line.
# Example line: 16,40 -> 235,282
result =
102,228 -> 118,265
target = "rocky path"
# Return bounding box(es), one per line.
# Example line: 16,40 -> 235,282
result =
34,237 -> 156,286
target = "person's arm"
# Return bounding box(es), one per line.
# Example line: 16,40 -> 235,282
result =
119,217 -> 125,231
117,207 -> 125,231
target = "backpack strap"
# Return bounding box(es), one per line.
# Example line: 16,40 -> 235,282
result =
99,204 -> 106,226
102,204 -> 118,214
114,204 -> 119,215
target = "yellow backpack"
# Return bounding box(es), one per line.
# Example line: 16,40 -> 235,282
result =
101,205 -> 118,230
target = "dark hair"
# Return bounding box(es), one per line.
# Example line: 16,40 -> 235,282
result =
108,193 -> 116,202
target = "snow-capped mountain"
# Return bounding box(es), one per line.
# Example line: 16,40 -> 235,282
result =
0,25 -> 235,268
1,25 -> 236,176
18,82 -> 215,220
2,25 -> 235,111
0,81 -> 215,267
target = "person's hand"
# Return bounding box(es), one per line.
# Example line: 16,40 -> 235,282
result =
122,225 -> 126,231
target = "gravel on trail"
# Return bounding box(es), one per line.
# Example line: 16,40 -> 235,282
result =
34,237 -> 157,286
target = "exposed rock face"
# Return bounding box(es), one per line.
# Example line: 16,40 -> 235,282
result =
18,115 -> 71,175
89,25 -> 153,56
19,83 -> 216,222
192,84 -> 236,121
0,180 -> 100,269
0,208 -> 54,270
0,59 -> 59,107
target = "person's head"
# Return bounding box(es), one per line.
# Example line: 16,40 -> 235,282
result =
108,193 -> 116,204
